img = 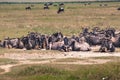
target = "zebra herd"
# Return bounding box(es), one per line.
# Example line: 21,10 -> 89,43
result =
0,27 -> 120,52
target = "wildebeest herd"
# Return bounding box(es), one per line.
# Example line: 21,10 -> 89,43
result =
25,2 -> 64,14
0,27 -> 120,53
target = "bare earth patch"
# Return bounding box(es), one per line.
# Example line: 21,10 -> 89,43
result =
0,51 -> 120,74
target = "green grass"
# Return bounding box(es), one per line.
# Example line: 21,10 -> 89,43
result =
0,2 -> 120,40
55,58 -> 86,62
0,62 -> 119,80
90,56 -> 120,60
0,58 -> 18,65
0,2 -> 120,80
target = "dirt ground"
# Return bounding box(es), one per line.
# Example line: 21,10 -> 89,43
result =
0,51 -> 120,75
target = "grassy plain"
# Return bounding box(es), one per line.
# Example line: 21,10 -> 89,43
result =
0,62 -> 119,80
0,58 -> 18,65
0,2 -> 120,40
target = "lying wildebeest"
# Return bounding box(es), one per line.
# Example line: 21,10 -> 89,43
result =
99,38 -> 115,52
69,37 -> 91,51
85,35 -> 103,46
105,28 -> 115,37
110,33 -> 120,47
25,6 -> 31,10
21,32 -> 49,50
51,32 -> 63,42
50,41 -> 71,52
1,37 -> 24,49
57,7 -> 64,14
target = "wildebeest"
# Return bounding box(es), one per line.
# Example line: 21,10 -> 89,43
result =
1,37 -> 24,49
68,37 -> 91,51
57,7 -> 64,14
70,40 -> 91,51
44,6 -> 49,9
117,7 -> 120,10
99,38 -> 115,52
1,26 -> 120,53
25,6 -> 31,10
43,2 -> 53,9
59,3 -> 64,6
44,2 -> 53,6
51,32 -> 63,42
50,41 -> 71,52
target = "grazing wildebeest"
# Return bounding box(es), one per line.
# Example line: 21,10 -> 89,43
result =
43,2 -> 52,9
59,3 -> 64,6
57,7 -> 64,14
48,2 -> 53,6
44,2 -> 52,6
31,5 -> 34,7
25,6 -> 31,10
104,4 -> 108,6
99,38 -> 115,52
44,6 -> 49,9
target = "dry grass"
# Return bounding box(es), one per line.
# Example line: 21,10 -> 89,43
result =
55,58 -> 86,62
0,2 -> 120,40
0,58 -> 18,65
0,61 -> 119,80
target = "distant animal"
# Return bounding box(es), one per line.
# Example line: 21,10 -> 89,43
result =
104,4 -> 108,6
57,7 -> 64,14
48,2 -> 53,6
44,2 -> 53,6
99,4 -> 102,6
59,3 -> 64,6
25,6 -> 31,10
117,7 -> 120,10
44,6 -> 49,9
31,5 -> 34,7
